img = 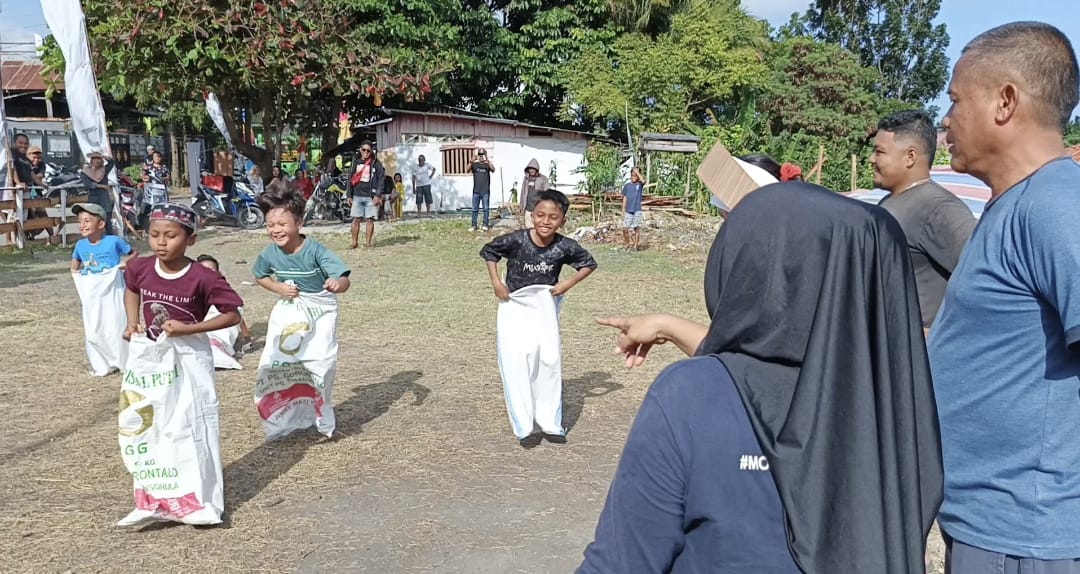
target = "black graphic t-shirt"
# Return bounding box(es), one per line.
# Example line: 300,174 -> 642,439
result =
480,229 -> 597,293
470,161 -> 492,195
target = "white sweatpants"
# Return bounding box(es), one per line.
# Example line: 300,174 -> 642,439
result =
496,284 -> 564,439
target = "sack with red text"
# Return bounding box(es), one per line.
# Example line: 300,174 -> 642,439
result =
117,333 -> 223,527
254,291 -> 339,440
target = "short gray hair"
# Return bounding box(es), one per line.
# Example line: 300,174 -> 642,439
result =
962,22 -> 1079,129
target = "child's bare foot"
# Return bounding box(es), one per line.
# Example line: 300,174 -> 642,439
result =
348,243 -> 358,250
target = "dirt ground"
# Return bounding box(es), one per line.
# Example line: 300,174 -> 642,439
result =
0,211 -> 945,573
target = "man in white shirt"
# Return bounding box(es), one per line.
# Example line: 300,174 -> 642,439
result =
412,155 -> 437,217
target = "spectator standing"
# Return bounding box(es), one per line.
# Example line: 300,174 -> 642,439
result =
927,22 -> 1080,572
347,142 -> 384,249
412,154 -> 436,217
518,158 -> 551,229
872,109 -> 976,329
469,149 -> 495,232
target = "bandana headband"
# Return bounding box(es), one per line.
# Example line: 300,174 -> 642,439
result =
150,202 -> 197,232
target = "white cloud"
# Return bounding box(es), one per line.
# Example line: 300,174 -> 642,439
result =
741,0 -> 813,26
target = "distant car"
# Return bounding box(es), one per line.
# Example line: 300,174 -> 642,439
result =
846,168 -> 989,219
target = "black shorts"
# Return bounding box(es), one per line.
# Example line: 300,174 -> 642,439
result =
416,185 -> 433,205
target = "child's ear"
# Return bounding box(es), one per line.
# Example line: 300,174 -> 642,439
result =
187,233 -> 198,246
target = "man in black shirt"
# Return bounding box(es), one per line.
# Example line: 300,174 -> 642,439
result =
11,133 -> 35,190
469,149 -> 494,232
872,110 -> 976,329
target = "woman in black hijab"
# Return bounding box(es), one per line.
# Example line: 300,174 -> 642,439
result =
582,182 -> 942,573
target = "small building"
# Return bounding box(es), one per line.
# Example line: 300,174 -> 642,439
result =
355,109 -> 603,210
2,61 -> 166,170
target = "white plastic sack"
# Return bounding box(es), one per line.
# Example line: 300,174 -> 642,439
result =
72,266 -> 128,376
117,333 -> 223,527
206,306 -> 242,370
496,285 -> 564,439
255,291 -> 339,440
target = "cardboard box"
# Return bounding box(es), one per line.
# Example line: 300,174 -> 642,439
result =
696,142 -> 776,212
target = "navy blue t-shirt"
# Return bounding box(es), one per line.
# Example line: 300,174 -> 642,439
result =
579,356 -> 799,573
622,181 -> 644,214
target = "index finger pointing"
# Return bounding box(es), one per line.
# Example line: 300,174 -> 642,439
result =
595,317 -> 630,330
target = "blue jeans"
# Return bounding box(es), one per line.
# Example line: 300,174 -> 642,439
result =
471,193 -> 490,228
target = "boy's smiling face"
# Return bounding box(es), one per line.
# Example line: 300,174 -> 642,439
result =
265,208 -> 302,250
531,199 -> 565,241
77,212 -> 105,239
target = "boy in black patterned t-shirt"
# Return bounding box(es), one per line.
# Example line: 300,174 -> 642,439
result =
481,190 -> 596,444
480,190 -> 596,300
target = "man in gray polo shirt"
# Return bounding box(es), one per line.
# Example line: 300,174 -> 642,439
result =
871,109 -> 976,328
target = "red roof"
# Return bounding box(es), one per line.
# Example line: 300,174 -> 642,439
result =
1,61 -> 62,92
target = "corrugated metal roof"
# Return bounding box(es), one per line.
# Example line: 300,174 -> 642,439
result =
384,108 -> 604,138
1,61 -> 61,92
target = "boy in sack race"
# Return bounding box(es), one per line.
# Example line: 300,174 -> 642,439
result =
119,203 -> 243,527
480,190 -> 597,445
69,203 -> 137,376
253,186 -> 351,440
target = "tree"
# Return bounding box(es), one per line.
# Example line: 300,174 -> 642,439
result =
561,0 -> 770,133
802,0 -> 949,105
760,37 -> 899,190
42,0 -> 438,172
1065,116 -> 1080,147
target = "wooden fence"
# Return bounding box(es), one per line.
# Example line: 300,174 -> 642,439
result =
0,187 -> 105,250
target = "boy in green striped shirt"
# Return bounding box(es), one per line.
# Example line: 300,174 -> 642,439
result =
253,187 -> 351,297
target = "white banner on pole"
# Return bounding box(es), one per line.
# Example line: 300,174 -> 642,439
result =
40,0 -> 112,160
205,93 -> 233,149
0,65 -> 10,190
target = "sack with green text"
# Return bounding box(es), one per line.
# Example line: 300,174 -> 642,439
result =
117,333 -> 224,527
255,291 -> 339,441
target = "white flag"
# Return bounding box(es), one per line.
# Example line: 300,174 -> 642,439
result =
0,67 -> 10,188
205,93 -> 233,149
40,0 -> 111,160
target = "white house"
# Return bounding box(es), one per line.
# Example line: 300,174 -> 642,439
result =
360,109 -> 598,211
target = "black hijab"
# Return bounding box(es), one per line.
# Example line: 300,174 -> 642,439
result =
698,182 -> 942,574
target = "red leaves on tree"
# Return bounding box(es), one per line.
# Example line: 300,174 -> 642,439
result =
254,3 -> 267,16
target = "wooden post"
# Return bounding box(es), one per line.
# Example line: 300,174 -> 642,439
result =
646,152 -> 652,187
13,188 -> 25,250
60,187 -> 68,248
816,144 -> 824,185
684,155 -> 692,201
850,153 -> 857,191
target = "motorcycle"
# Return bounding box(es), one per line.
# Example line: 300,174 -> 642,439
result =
142,172 -> 169,208
192,174 -> 265,230
303,174 -> 350,224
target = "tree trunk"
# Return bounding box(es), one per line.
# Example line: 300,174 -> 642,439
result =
220,94 -> 271,176
320,100 -> 343,165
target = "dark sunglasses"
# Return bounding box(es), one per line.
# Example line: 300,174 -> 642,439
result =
360,148 -> 372,153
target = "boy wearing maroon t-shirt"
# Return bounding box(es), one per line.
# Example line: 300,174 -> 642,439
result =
123,203 -> 243,341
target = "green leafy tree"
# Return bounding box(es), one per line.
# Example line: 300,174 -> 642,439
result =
41,0 -> 439,172
802,0 -> 950,105
562,0 -> 769,133
1065,116 -> 1080,147
760,37 -> 897,190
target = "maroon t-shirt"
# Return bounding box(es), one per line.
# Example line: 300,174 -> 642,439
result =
124,256 -> 244,339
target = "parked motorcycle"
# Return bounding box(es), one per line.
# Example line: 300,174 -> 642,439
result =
192,176 -> 265,230
303,174 -> 350,224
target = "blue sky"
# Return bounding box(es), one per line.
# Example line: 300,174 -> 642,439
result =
2,0 -> 1077,118
743,0 -> 1080,118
